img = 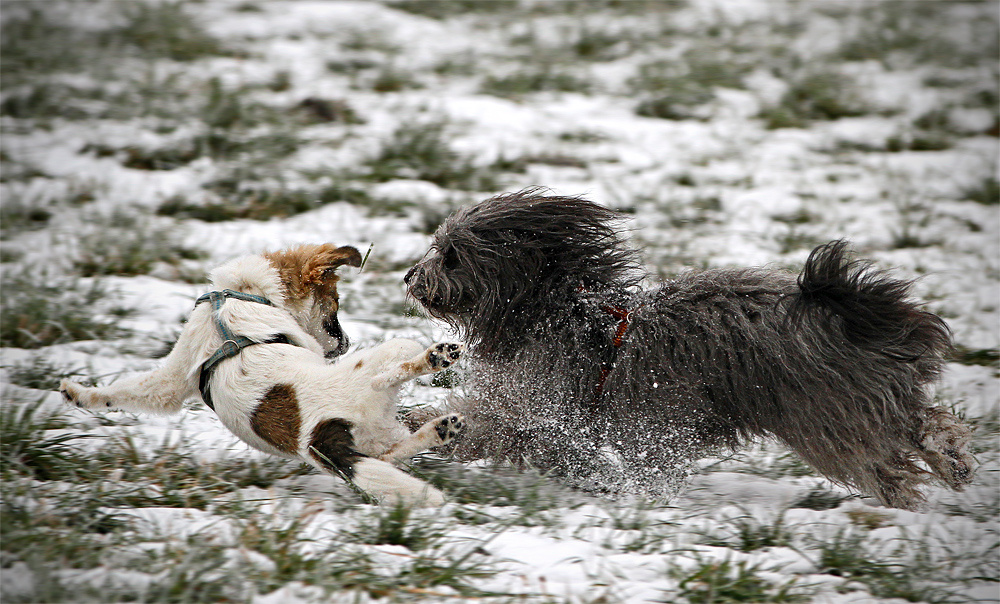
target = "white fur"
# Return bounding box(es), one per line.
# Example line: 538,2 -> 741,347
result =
61,250 -> 464,507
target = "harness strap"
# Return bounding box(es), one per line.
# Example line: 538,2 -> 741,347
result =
194,290 -> 292,411
199,334 -> 291,411
195,289 -> 275,308
593,304 -> 635,402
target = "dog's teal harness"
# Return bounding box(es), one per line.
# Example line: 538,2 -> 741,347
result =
195,289 -> 292,411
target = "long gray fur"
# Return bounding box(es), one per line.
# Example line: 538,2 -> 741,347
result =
405,189 -> 975,509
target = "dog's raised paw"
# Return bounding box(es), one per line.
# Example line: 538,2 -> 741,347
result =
427,342 -> 464,371
433,413 -> 465,445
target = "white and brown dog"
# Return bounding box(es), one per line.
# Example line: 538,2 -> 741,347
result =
60,243 -> 464,506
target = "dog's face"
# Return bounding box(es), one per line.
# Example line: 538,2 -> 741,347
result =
264,244 -> 362,358
406,191 -> 637,320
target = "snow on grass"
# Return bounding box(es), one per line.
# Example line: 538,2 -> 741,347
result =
2,1 -> 997,602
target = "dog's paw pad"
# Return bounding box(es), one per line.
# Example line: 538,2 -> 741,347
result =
433,413 -> 465,444
427,342 -> 464,370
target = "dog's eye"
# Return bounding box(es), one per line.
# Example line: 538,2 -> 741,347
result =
442,248 -> 459,269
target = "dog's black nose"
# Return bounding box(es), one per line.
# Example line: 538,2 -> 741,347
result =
403,266 -> 415,285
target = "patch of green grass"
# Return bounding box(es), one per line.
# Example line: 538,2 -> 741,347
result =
962,177 -> 1000,205
952,346 -> 1000,368
364,119 -> 503,190
0,270 -> 132,349
99,79 -> 303,169
698,513 -> 791,553
1,3 -> 230,90
481,66 -> 592,99
344,502 -> 446,551
76,79 -> 302,167
0,192 -> 54,234
0,81 -> 111,120
385,0 -> 519,19
240,505 -> 501,599
558,129 -> 610,144
81,435 -> 308,510
725,450 -> 818,479
369,65 -> 423,93
834,2 -> 982,69
885,132 -> 952,153
760,70 -> 869,129
294,97 -> 362,124
669,557 -> 812,603
569,27 -> 633,62
888,196 -> 938,250
73,209 -> 205,277
116,2 -> 233,62
0,401 -> 101,481
630,50 -> 748,120
160,178 -> 376,222
813,531 -> 962,602
0,493 -> 130,581
0,180 -> 99,238
3,355 -> 99,392
0,8 -> 90,87
409,456 -> 575,517
775,225 -> 825,255
791,486 -> 849,511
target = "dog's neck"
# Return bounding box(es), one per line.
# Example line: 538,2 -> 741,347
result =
209,255 -> 286,309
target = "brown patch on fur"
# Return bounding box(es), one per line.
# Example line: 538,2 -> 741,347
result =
399,361 -> 421,373
355,360 -> 364,369
264,244 -> 362,306
380,440 -> 406,460
251,384 -> 302,454
309,418 -> 364,478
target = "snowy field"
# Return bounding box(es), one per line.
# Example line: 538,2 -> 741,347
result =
1,1 -> 998,602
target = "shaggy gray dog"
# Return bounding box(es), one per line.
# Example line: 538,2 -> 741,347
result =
405,190 -> 976,509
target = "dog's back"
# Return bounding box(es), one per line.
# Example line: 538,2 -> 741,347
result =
613,241 -> 972,508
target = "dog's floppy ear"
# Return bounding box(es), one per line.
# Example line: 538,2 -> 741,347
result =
265,244 -> 363,302
303,245 -> 363,286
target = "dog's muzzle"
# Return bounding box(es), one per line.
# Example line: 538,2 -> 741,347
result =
404,266 -> 430,306
323,314 -> 350,359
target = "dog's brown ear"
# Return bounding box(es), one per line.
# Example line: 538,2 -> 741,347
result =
303,245 -> 363,286
265,244 -> 363,301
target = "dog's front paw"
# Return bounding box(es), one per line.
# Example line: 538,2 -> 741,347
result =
432,413 -> 465,445
59,379 -> 112,410
427,343 -> 463,371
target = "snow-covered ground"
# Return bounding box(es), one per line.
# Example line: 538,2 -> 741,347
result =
1,1 -> 997,602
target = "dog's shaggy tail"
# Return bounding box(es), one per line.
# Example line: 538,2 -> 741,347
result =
784,240 -> 974,507
790,240 -> 952,363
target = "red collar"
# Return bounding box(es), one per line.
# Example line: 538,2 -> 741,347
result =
593,303 -> 635,402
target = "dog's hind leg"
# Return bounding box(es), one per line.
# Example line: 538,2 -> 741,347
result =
917,407 -> 976,490
371,342 -> 463,391
351,458 -> 446,506
307,416 -> 446,506
379,413 -> 465,462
